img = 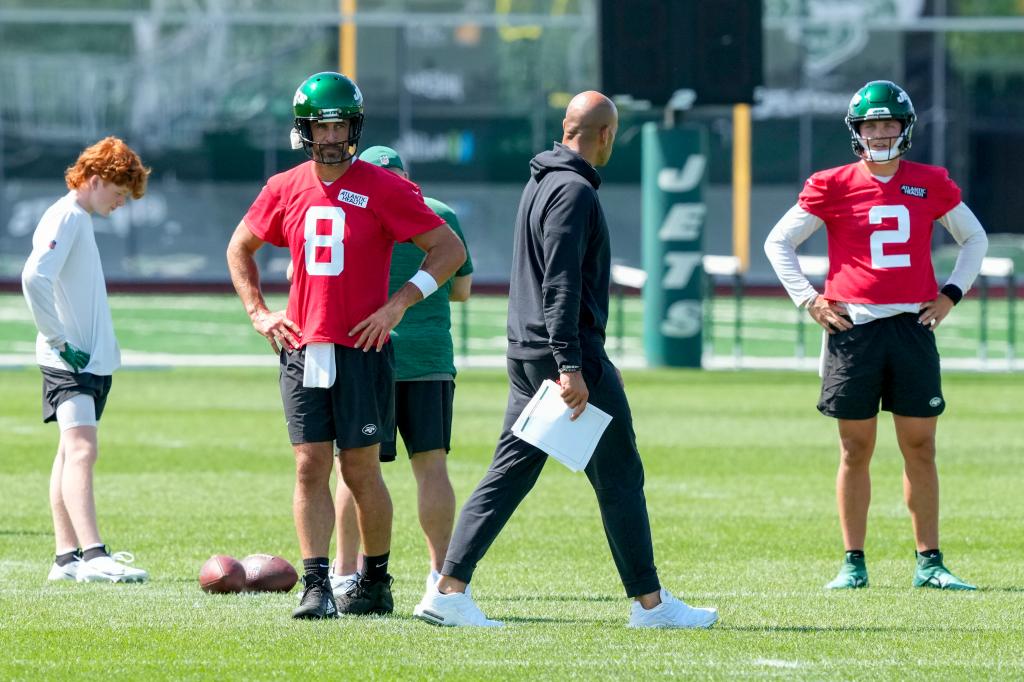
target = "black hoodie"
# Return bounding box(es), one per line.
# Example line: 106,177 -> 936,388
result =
506,142 -> 610,369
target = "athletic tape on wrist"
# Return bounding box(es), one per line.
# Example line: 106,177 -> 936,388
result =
409,269 -> 439,299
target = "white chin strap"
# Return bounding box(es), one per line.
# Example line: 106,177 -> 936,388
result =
860,133 -> 905,162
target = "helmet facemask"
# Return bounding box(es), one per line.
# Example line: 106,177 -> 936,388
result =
850,118 -> 910,163
294,114 -> 364,165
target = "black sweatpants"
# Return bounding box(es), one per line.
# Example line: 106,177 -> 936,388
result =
442,355 -> 661,597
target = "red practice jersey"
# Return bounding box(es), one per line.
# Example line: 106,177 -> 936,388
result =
798,160 -> 961,304
245,160 -> 445,348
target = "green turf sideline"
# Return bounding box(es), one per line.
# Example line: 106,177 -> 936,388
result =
1,368 -> 1021,679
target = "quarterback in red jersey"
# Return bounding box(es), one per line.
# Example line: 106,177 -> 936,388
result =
226,72 -> 466,620
765,81 -> 987,592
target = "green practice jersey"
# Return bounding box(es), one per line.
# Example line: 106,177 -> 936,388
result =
389,197 -> 473,380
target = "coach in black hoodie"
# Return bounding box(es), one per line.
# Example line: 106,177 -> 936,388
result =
417,92 -> 718,629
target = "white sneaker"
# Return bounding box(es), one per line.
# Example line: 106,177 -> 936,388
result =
628,588 -> 718,629
330,571 -> 359,597
425,570 -> 471,597
47,558 -> 82,581
76,552 -> 149,583
413,586 -> 503,627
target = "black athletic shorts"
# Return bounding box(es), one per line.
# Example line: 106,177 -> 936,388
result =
380,379 -> 455,462
818,312 -> 945,420
40,367 -> 112,423
279,344 -> 395,450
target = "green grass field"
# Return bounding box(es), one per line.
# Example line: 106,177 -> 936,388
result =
1,366 -> 1022,680
0,292 -> 1017,363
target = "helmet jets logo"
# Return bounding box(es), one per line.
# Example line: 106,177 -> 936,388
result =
293,91 -> 308,106
865,107 -> 891,117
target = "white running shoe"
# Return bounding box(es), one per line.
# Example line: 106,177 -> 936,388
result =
47,558 -> 82,581
330,571 -> 359,597
76,552 -> 149,583
628,588 -> 718,629
413,586 -> 503,627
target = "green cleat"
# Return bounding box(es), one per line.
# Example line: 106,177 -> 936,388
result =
825,554 -> 868,589
913,551 -> 977,591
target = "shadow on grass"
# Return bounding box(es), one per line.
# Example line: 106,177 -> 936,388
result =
725,624 -> 1002,633
498,615 -> 613,625
483,594 -> 619,603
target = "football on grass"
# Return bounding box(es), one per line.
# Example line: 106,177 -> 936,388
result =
241,554 -> 298,593
199,555 -> 246,594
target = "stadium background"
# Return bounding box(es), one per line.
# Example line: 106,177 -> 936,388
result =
2,1 -> 1022,287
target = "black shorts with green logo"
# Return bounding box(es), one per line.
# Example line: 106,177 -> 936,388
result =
818,312 -> 945,420
380,379 -> 455,462
40,367 -> 113,423
279,344 -> 395,450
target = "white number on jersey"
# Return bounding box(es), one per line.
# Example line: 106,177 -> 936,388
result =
303,206 -> 345,276
868,204 -> 911,269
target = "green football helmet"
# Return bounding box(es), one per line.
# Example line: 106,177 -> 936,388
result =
845,80 -> 916,162
292,71 -> 364,164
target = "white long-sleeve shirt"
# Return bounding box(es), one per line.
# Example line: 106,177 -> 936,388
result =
764,199 -> 988,325
21,191 -> 121,375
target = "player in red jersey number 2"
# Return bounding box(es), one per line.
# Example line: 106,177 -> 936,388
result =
226,72 -> 466,619
764,81 -> 988,591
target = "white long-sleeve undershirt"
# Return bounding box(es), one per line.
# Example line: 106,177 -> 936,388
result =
21,191 -> 121,375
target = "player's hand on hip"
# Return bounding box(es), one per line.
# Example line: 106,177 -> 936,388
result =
808,295 -> 853,334
918,294 -> 954,330
350,303 -> 404,352
252,309 -> 301,353
559,371 -> 589,421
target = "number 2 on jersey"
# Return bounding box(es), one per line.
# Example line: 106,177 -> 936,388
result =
303,206 -> 345,276
868,204 -> 910,269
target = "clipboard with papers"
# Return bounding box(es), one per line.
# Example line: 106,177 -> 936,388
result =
510,379 -> 613,472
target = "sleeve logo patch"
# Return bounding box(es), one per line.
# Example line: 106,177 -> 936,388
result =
48,240 -> 57,249
338,190 -> 369,208
900,184 -> 927,198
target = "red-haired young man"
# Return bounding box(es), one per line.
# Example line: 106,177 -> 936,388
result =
22,136 -> 151,584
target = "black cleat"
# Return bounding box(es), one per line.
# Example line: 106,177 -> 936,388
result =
292,575 -> 339,620
335,574 -> 394,615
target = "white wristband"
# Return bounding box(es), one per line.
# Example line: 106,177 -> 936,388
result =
409,269 -> 439,299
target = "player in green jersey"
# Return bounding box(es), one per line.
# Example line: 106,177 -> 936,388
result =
331,146 -> 474,612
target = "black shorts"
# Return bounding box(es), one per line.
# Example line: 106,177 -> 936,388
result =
40,367 -> 113,423
279,344 -> 395,450
818,313 -> 945,420
380,380 -> 455,462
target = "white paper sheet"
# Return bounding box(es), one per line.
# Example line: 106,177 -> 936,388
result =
510,379 -> 612,472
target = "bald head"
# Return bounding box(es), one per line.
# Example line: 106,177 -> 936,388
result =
562,91 -> 619,167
